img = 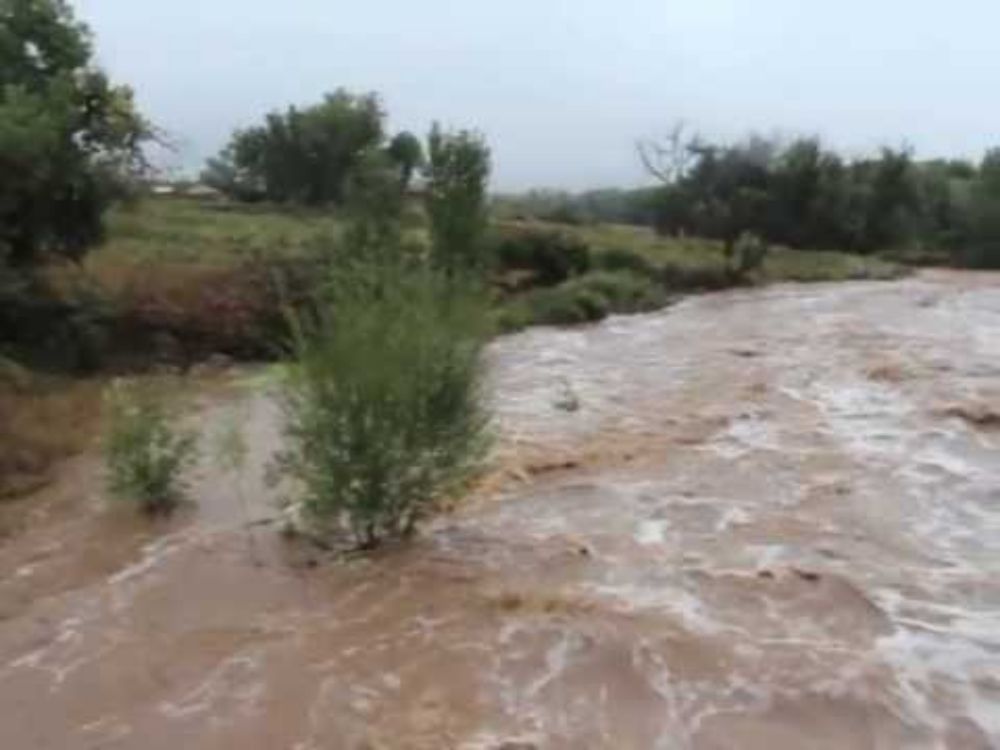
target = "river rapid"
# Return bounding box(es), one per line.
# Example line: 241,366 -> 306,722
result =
1,270 -> 998,749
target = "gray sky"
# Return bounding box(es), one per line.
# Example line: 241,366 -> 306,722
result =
74,0 -> 1000,191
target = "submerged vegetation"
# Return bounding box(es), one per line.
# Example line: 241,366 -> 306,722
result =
281,264 -> 492,547
278,131 -> 493,548
103,380 -> 198,515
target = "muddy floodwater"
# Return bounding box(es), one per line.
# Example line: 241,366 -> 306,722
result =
1,271 -> 998,749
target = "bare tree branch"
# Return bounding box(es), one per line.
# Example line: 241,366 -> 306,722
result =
637,121 -> 699,185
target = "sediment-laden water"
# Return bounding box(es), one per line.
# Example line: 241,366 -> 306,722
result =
1,271 -> 997,749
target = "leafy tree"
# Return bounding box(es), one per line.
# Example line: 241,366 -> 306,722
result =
860,147 -> 920,252
959,149 -> 1000,267
425,124 -> 491,275
673,137 -> 774,254
203,90 -> 385,205
641,130 -> 938,255
0,0 -> 149,267
386,131 -> 423,190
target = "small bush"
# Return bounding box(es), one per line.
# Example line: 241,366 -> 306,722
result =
762,248 -> 904,282
726,231 -> 770,280
592,247 -> 658,278
494,228 -> 591,285
524,286 -> 604,326
518,270 -> 668,327
493,302 -> 535,333
103,381 -> 198,515
659,262 -> 731,291
280,263 -> 491,549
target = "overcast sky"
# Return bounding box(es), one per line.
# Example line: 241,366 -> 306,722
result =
74,0 -> 1000,191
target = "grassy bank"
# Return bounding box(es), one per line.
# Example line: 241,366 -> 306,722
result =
95,201 -> 901,281
77,200 -> 906,354
549,222 -> 903,285
493,221 -> 903,329
96,197 -> 343,265
0,360 -> 102,501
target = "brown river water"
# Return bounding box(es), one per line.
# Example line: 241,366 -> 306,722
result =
1,270 -> 998,749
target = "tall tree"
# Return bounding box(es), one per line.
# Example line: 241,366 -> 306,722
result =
203,90 -> 385,205
386,131 -> 423,190
424,124 -> 491,275
0,0 -> 149,266
961,149 -> 1000,267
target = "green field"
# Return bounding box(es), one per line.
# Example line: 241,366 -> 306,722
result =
94,198 -> 901,284
540,221 -> 903,284
95,198 -> 344,266
81,198 -> 907,336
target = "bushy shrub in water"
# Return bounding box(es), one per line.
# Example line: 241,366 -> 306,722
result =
103,381 -> 198,515
280,261 -> 491,548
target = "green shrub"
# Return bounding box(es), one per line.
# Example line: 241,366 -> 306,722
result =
519,270 -> 668,327
103,381 -> 198,515
592,247 -> 658,278
0,0 -> 149,269
727,231 -> 770,280
493,302 -> 535,333
571,270 -> 666,309
280,263 -> 491,549
659,262 -> 731,291
524,286 -> 603,326
494,228 -> 591,285
426,125 -> 492,275
0,263 -> 111,372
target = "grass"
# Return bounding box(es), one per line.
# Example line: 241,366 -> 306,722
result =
87,204 -> 901,348
103,379 -> 199,515
41,202 -> 908,365
498,270 -> 669,330
97,200 -> 900,283
96,197 -> 343,266
0,360 -> 103,499
73,199 -> 430,362
543,222 -> 904,285
493,221 -> 903,329
761,247 -> 902,282
52,198 -> 348,363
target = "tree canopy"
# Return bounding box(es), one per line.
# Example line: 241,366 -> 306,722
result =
0,0 -> 149,267
425,124 -> 492,275
203,91 -> 426,206
643,129 -> 1000,266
